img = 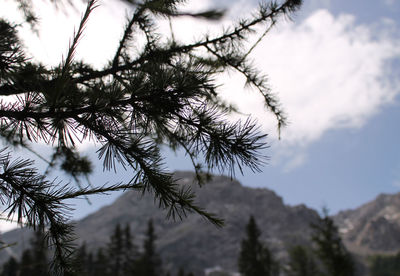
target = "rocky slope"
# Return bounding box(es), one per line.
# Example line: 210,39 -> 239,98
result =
334,192 -> 400,255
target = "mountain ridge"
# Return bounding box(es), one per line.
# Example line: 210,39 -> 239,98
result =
1,171 -> 400,275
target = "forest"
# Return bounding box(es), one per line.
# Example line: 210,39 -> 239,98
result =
1,214 -> 398,276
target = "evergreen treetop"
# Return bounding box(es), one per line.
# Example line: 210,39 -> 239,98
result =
238,215 -> 279,276
0,0 -> 302,273
311,210 -> 355,276
286,245 -> 320,276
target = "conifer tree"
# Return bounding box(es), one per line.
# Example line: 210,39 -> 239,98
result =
73,243 -> 90,275
311,210 -> 355,276
0,0 -> 302,273
30,229 -> 50,275
238,216 -> 279,276
136,219 -> 163,276
93,248 -> 109,276
0,257 -> 18,276
85,252 -> 96,276
19,250 -> 34,276
370,251 -> 400,276
107,223 -> 124,276
178,267 -> 185,276
15,229 -> 50,276
122,223 -> 138,274
286,245 -> 320,276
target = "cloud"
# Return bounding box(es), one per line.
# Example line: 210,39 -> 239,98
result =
384,0 -> 395,6
0,214 -> 18,233
218,9 -> 400,149
282,152 -> 307,172
3,2 -> 400,168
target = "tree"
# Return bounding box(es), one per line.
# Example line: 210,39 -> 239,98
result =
286,245 -> 320,276
72,243 -> 92,276
135,219 -> 163,276
311,210 -> 355,276
238,216 -> 279,276
29,229 -> 50,275
93,248 -> 109,276
122,223 -> 138,274
11,229 -> 51,276
19,250 -> 34,276
0,0 -> 302,273
106,223 -> 138,275
0,257 -> 18,276
369,251 -> 400,276
107,223 -> 124,276
177,267 -> 185,276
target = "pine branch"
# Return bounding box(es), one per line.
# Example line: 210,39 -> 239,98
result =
61,0 -> 98,77
0,0 -> 303,273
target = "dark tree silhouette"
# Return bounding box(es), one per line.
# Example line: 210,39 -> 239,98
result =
135,219 -> 163,276
18,250 -> 34,276
0,0 -> 302,273
107,223 -> 124,276
93,248 -> 109,276
105,223 -> 138,275
72,243 -> 92,276
238,216 -> 279,276
122,223 -> 138,274
0,256 -> 18,276
286,245 -> 320,276
311,210 -> 355,276
370,251 -> 400,276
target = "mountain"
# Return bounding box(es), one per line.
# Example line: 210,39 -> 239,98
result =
334,192 -> 400,256
0,171 -> 320,275
2,171 -> 400,274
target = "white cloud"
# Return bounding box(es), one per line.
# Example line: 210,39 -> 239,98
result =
3,2 -> 400,168
0,214 -> 18,233
218,9 -> 400,149
282,152 -> 307,172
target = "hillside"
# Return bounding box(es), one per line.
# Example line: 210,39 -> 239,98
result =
334,192 -> 400,255
1,172 -> 400,274
0,171 -> 319,274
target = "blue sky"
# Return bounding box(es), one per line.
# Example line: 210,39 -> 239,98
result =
166,0 -> 400,215
1,0 -> 400,230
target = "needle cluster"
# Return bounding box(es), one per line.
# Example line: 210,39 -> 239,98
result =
0,0 -> 301,273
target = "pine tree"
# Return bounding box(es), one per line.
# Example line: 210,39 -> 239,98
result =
311,210 -> 355,276
0,0 -> 302,273
29,229 -> 50,275
19,249 -> 34,276
136,219 -> 163,276
16,229 -> 51,276
177,267 -> 185,276
93,248 -> 109,276
73,243 -> 90,275
286,245 -> 320,276
238,216 -> 279,276
0,257 -> 18,276
122,223 -> 138,274
107,223 -> 124,276
86,252 -> 96,276
370,251 -> 400,276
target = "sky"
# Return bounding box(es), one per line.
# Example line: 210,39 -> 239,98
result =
1,0 -> 400,231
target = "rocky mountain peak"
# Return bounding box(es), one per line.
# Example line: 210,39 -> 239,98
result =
334,192 -> 400,255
